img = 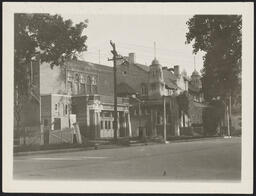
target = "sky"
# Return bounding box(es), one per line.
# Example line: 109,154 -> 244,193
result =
60,14 -> 205,76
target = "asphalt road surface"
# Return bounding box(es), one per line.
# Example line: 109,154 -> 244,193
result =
13,137 -> 241,181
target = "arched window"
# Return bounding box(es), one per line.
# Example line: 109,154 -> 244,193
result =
91,76 -> 97,94
141,83 -> 148,96
74,73 -> 79,94
87,75 -> 92,94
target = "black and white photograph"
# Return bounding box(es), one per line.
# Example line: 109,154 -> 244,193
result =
2,2 -> 253,194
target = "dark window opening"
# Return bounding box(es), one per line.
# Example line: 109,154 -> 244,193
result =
54,118 -> 61,130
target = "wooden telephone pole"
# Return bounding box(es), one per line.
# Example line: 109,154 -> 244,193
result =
108,41 -> 123,142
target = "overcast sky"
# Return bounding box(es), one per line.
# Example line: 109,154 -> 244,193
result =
60,14 -> 205,76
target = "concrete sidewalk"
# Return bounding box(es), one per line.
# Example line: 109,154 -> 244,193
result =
13,136 -> 231,157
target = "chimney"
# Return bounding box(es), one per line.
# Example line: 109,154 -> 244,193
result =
128,53 -> 136,64
174,65 -> 180,77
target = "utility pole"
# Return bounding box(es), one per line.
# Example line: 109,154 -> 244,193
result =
229,93 -> 232,137
163,95 -> 167,143
108,41 -> 123,143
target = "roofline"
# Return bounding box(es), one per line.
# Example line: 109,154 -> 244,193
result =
133,63 -> 149,72
40,93 -> 72,97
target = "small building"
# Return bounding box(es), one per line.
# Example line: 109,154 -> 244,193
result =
72,94 -> 130,139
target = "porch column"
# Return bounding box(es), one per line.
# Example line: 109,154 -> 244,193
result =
95,111 -> 101,138
127,112 -> 132,137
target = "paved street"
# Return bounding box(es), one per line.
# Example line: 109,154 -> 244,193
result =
13,137 -> 241,181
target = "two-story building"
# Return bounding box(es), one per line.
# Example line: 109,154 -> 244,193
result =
116,52 -> 206,138
40,58 -> 131,142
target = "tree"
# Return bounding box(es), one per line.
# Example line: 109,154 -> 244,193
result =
186,15 -> 241,101
177,91 -> 189,127
14,13 -> 88,141
186,15 -> 242,135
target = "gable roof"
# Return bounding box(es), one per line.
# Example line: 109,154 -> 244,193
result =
65,59 -> 113,72
117,82 -> 137,96
133,63 -> 150,72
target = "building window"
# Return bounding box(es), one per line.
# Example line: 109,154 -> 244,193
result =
65,105 -> 68,115
105,121 -> 108,130
92,85 -> 97,94
55,104 -> 58,111
54,118 -> 61,130
80,74 -> 85,84
91,76 -> 97,85
101,121 -> 104,129
62,103 -> 65,116
58,103 -> 61,116
67,81 -> 72,94
67,72 -> 73,81
141,84 -> 148,96
151,83 -> 156,91
80,83 -> 86,94
72,105 -> 77,114
44,119 -> 48,126
73,73 -> 80,94
87,76 -> 92,94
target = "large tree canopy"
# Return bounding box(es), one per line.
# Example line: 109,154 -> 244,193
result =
14,13 -> 88,133
14,13 -> 88,95
186,15 -> 242,101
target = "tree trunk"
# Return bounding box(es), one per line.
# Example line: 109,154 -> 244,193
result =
182,111 -> 186,127
229,95 -> 232,135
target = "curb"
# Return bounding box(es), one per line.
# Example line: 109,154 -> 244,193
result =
167,136 -> 224,144
14,136 -> 231,156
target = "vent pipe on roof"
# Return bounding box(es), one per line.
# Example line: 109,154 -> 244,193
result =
174,65 -> 180,77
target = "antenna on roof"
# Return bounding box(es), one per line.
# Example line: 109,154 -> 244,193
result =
154,41 -> 156,59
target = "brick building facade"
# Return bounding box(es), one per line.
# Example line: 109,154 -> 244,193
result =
40,59 -> 131,141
